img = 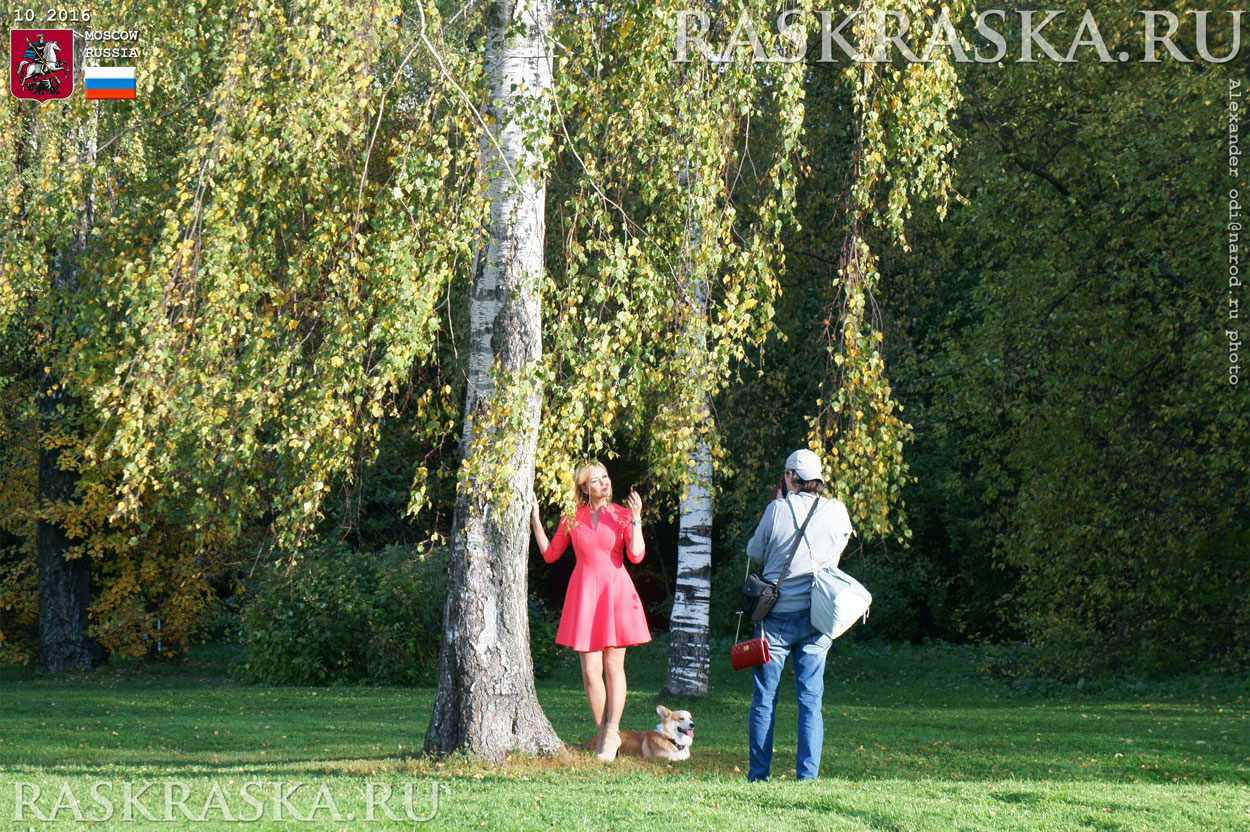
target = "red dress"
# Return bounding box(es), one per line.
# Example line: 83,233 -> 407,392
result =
541,503 -> 651,652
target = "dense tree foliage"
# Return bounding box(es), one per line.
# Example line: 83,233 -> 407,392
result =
895,6 -> 1248,677
718,3 -> 1247,678
2,1 -> 1243,682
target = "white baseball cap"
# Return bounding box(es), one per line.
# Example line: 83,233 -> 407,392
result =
785,449 -> 823,481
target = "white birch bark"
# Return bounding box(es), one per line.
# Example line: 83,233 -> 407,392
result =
661,157 -> 713,699
424,0 -> 563,763
662,438 -> 713,698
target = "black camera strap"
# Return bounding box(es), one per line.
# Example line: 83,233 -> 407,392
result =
735,495 -> 821,643
775,495 -> 821,588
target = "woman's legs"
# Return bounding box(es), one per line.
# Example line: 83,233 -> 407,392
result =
597,646 -> 627,759
578,650 -> 606,730
602,646 -> 627,726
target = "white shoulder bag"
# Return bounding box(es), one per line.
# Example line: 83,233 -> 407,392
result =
809,501 -> 871,639
810,565 -> 872,640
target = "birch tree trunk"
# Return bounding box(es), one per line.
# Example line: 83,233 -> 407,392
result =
660,156 -> 712,699
661,439 -> 713,698
423,0 -> 563,763
38,92 -> 106,673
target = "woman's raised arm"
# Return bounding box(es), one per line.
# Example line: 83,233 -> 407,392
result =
531,494 -> 570,563
624,491 -> 645,563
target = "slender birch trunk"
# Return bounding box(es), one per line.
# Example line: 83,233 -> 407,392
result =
661,439 -> 713,698
660,154 -> 712,699
423,0 -> 563,763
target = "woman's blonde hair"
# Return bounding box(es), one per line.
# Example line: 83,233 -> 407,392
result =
572,460 -> 610,506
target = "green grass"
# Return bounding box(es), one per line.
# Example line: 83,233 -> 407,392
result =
1,637 -> 1247,831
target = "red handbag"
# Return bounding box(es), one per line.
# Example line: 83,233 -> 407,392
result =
731,495 -> 820,671
730,636 -> 770,670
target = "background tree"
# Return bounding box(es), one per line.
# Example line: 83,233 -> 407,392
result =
2,0 -> 470,665
35,103 -> 104,672
3,33 -> 119,671
892,4 -> 1249,676
714,1 -> 966,638
661,153 -> 714,700
715,4 -> 1248,679
538,0 -> 812,700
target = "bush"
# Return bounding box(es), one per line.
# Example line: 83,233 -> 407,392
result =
709,554 -> 746,638
233,542 -> 568,685
528,594 -> 567,680
840,545 -> 949,643
232,542 -> 447,686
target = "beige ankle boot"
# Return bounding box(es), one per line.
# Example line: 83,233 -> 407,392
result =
596,723 -> 621,761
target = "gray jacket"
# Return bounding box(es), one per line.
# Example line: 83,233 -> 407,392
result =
746,492 -> 854,614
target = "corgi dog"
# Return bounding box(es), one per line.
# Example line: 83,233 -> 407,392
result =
575,705 -> 695,761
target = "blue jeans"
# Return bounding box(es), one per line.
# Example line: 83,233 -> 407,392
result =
747,608 -> 833,782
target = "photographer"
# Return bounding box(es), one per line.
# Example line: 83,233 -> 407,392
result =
744,449 -> 853,782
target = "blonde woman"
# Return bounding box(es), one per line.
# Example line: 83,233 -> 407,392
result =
530,461 -> 649,760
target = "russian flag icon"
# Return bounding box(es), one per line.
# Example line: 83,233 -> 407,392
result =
84,66 -> 135,100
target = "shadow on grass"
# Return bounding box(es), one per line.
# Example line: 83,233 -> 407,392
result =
2,640 -> 1247,789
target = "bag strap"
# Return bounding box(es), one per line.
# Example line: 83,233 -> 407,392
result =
735,510 -> 763,644
776,496 -> 821,589
734,495 -> 819,644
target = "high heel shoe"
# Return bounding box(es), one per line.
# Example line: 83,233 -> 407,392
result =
596,723 -> 621,761
588,720 -> 605,753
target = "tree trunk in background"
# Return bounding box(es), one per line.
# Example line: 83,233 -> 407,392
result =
37,91 -> 106,673
661,440 -> 713,698
424,0 -> 562,763
37,365 -> 104,672
660,152 -> 712,699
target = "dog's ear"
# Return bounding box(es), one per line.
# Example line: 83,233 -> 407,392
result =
656,704 -> 671,719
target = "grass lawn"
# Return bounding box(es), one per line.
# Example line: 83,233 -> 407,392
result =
1,636 -> 1247,831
